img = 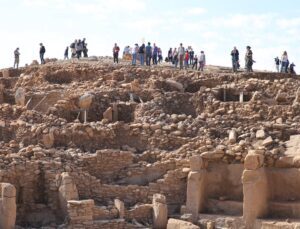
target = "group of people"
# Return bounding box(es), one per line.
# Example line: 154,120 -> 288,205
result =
230,46 -> 254,73
68,38 -> 88,59
166,45 -> 206,71
15,43 -> 46,67
11,41 -> 297,75
274,51 -> 296,74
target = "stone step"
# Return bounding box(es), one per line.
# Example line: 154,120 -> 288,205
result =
205,199 -> 243,216
268,200 -> 300,219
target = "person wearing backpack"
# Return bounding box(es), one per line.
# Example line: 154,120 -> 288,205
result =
70,40 -> 76,58
138,43 -> 145,66
14,48 -> 20,69
274,57 -> 280,72
39,43 -> 46,64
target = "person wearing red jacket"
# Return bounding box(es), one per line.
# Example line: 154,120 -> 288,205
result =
184,50 -> 189,69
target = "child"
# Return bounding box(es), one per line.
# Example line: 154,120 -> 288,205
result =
192,55 -> 198,70
184,50 -> 189,69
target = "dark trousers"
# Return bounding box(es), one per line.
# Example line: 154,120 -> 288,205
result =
146,54 -> 151,66
76,51 -> 82,59
40,53 -> 45,64
113,53 -> 119,63
152,54 -> 158,65
192,62 -> 198,70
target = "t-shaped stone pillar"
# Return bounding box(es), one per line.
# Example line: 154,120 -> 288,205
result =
78,93 -> 94,123
186,155 -> 207,223
0,183 -> 16,229
242,151 -> 268,229
57,172 -> 79,216
153,194 -> 168,229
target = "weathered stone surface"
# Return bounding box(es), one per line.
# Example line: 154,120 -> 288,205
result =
15,87 -> 26,106
0,183 -> 16,229
167,218 -> 200,229
244,153 -> 264,170
114,199 -> 125,219
78,93 -> 94,109
153,194 -> 168,229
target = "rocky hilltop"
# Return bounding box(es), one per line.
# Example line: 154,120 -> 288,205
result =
0,58 -> 300,229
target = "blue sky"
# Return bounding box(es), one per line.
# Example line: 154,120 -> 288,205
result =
1,0 -> 300,71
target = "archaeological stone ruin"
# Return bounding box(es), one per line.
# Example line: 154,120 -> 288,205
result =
0,58 -> 300,228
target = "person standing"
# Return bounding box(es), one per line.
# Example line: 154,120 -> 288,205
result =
280,51 -> 288,73
113,43 -> 120,64
158,48 -> 163,64
39,43 -> 46,64
290,63 -> 296,74
152,43 -> 158,65
75,39 -> 83,59
274,57 -> 280,72
138,43 -> 145,66
173,48 -> 178,68
189,47 -> 194,65
82,38 -> 88,57
199,51 -> 206,71
70,40 -> 77,58
192,55 -> 198,70
64,47 -> 69,60
184,50 -> 189,69
245,46 -> 253,72
178,43 -> 185,70
231,47 -> 239,72
14,48 -> 20,69
145,42 -> 152,66
168,48 -> 173,63
132,44 -> 139,66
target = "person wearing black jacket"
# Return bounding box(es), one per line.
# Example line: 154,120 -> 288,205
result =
39,43 -> 46,64
231,46 -> 239,72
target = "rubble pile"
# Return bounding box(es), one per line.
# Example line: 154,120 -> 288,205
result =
1,59 -> 300,229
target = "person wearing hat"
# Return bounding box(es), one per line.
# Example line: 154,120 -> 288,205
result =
39,43 -> 46,64
245,46 -> 253,72
145,42 -> 152,66
132,43 -> 139,66
14,48 -> 20,69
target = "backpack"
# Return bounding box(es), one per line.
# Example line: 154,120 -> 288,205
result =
139,46 -> 144,53
70,43 -> 75,48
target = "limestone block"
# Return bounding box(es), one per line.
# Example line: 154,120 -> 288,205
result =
58,173 -> 79,216
103,107 -> 113,122
256,129 -> 266,139
15,87 -> 26,106
153,194 -> 168,229
229,130 -> 237,144
262,136 -> 273,147
190,155 -> 205,171
242,169 -> 268,229
42,131 -> 54,148
0,183 -> 16,229
186,171 -> 206,222
167,218 -> 200,229
244,153 -> 264,170
131,79 -> 140,92
114,199 -> 125,219
165,79 -> 184,92
2,69 -> 9,78
78,93 -> 94,109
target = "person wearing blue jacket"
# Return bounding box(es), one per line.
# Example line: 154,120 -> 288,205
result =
145,42 -> 152,66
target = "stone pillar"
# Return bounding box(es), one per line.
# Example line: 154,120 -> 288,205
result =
57,172 -> 79,216
186,155 -> 207,223
15,87 -> 26,106
114,199 -> 125,219
242,152 -> 268,229
78,93 -> 94,123
0,84 -> 4,104
112,103 -> 118,122
0,183 -> 16,229
103,107 -> 113,122
2,70 -> 9,78
153,194 -> 168,229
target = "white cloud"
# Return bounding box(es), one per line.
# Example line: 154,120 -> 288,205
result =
187,7 -> 206,15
